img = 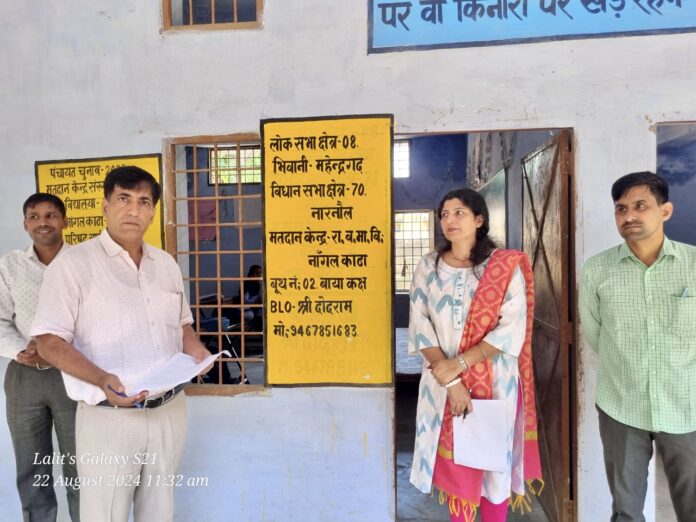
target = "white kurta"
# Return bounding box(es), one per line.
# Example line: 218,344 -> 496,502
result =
408,251 -> 528,503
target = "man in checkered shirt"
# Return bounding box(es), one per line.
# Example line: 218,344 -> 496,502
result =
580,171 -> 696,522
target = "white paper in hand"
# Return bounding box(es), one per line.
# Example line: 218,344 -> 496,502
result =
124,350 -> 230,396
452,399 -> 507,472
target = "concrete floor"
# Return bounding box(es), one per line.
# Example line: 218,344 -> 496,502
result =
396,380 -> 679,522
396,380 -> 548,522
397,450 -> 548,521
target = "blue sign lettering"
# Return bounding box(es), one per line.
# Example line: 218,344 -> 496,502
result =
369,0 -> 695,52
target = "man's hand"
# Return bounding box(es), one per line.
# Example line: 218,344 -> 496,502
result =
99,373 -> 148,407
17,341 -> 52,369
182,324 -> 214,375
447,382 -> 473,417
188,342 -> 214,375
430,358 -> 461,386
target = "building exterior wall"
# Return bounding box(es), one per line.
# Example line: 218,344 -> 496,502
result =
1,1 -> 695,520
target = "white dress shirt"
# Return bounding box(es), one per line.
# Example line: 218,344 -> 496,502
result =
0,244 -> 69,359
30,230 -> 193,405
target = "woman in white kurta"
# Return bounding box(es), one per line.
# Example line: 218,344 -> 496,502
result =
408,188 -> 531,522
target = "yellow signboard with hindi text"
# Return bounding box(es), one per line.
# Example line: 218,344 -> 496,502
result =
35,154 -> 163,248
262,115 -> 393,385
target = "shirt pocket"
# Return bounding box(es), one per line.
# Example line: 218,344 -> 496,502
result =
157,290 -> 184,328
669,296 -> 696,335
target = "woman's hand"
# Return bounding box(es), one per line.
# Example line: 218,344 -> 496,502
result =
447,382 -> 472,417
430,357 -> 462,386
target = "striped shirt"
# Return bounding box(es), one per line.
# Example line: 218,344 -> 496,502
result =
579,237 -> 696,433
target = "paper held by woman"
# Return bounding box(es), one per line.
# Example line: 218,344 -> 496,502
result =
453,399 -> 507,472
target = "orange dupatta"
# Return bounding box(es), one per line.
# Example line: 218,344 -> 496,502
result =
433,249 -> 543,520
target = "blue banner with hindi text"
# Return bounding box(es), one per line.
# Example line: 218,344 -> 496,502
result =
368,0 -> 696,52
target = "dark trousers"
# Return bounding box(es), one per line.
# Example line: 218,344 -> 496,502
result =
597,406 -> 696,522
4,361 -> 80,522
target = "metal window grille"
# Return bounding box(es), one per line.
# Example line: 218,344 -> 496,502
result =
394,211 -> 433,292
393,141 -> 410,179
163,0 -> 263,29
209,146 -> 262,185
165,136 -> 264,391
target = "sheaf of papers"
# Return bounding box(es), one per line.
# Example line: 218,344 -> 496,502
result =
452,399 -> 507,472
124,350 -> 230,396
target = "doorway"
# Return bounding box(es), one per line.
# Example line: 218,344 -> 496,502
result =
395,129 -> 576,522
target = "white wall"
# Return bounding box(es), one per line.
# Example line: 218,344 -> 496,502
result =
2,1 -> 696,520
0,356 -> 394,521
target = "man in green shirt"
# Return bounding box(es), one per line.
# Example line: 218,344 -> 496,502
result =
579,171 -> 696,522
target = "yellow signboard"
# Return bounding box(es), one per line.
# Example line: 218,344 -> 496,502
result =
35,154 -> 163,248
263,115 -> 393,385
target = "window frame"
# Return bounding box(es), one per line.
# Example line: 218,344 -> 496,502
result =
393,140 -> 410,179
162,0 -> 264,31
208,144 -> 262,185
164,133 -> 266,396
394,209 -> 434,293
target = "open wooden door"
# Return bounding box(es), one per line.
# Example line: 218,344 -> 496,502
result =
522,130 -> 575,522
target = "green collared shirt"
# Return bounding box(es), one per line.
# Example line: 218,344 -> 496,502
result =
579,237 -> 696,433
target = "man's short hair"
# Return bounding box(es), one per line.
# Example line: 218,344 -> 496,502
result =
611,171 -> 669,205
23,193 -> 66,217
104,166 -> 161,206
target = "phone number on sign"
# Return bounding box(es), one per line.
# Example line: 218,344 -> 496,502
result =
273,323 -> 358,338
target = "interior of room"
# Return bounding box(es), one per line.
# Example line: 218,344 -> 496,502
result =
394,128 -> 569,521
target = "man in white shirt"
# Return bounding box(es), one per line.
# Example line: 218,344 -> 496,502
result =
31,166 -> 212,521
0,193 -> 79,521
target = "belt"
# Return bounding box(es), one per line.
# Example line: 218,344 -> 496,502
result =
97,383 -> 187,409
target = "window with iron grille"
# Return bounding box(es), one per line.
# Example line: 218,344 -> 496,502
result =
394,210 -> 434,292
165,135 -> 264,391
209,146 -> 262,185
163,0 -> 263,30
